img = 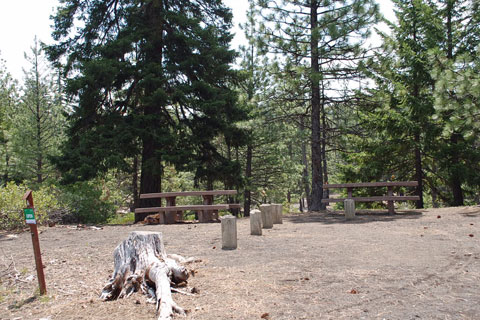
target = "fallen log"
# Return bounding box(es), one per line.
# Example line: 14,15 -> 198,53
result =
100,231 -> 195,320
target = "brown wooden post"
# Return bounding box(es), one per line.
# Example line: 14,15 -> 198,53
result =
347,187 -> 353,198
200,195 -> 215,222
22,191 -> 47,295
165,196 -> 181,223
387,186 -> 395,214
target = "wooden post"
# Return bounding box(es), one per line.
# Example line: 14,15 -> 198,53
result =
165,196 -> 179,224
22,191 -> 47,295
272,204 -> 283,224
200,195 -> 215,222
221,215 -> 237,250
387,186 -> 395,215
344,199 -> 355,220
249,209 -> 262,235
347,187 -> 353,198
259,204 -> 273,229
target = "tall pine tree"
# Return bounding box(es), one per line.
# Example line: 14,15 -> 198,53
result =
255,0 -> 379,210
47,0 -> 246,209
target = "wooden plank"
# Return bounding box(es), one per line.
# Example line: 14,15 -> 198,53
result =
321,196 -> 420,203
322,181 -> 418,189
135,204 -> 229,213
140,190 -> 237,199
228,204 -> 242,209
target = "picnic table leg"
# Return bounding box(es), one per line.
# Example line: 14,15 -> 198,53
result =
347,187 -> 353,198
200,195 -> 215,222
387,186 -> 395,215
165,196 -> 180,224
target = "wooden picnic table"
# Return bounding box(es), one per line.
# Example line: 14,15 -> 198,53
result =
321,181 -> 420,214
135,190 -> 240,223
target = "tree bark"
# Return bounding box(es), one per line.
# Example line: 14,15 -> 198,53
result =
100,231 -> 195,320
450,133 -> 464,206
309,0 -> 325,211
414,133 -> 424,208
132,155 -> 139,212
139,0 -> 164,217
243,144 -> 252,217
445,1 -> 463,206
320,85 -> 328,204
300,116 -> 311,209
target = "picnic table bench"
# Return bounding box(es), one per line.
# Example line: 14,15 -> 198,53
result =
134,190 -> 241,223
321,181 -> 420,214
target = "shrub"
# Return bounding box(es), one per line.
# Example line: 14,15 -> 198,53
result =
58,181 -> 116,224
0,182 -> 60,230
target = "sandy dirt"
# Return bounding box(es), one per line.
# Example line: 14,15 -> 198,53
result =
1,206 -> 479,320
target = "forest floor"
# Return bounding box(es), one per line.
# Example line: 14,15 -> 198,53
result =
1,206 -> 479,320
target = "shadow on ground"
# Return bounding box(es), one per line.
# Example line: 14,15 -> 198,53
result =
286,210 -> 424,225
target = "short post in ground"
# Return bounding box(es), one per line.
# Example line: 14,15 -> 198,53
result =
273,204 -> 283,224
221,215 -> 237,250
259,204 -> 273,229
250,209 -> 262,235
23,190 -> 47,295
344,199 -> 355,220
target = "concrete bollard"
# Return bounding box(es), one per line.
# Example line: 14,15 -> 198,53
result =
221,215 -> 237,249
272,204 -> 283,224
250,209 -> 262,235
344,199 -> 355,220
259,204 -> 273,229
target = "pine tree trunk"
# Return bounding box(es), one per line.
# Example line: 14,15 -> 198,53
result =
450,133 -> 464,206
414,134 -> 424,208
309,1 -> 325,211
300,117 -> 311,209
320,89 -> 328,205
132,155 -> 139,212
138,0 -> 165,220
445,0 -> 463,206
243,144 -> 252,217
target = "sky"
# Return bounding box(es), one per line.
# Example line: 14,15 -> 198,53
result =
0,0 -> 395,82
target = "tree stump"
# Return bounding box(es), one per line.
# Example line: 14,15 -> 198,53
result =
100,231 -> 194,320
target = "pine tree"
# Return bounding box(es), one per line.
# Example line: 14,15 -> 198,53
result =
347,0 -> 442,207
430,0 -> 480,205
9,38 -> 65,185
0,56 -> 19,185
254,0 -> 379,210
47,0 -> 246,204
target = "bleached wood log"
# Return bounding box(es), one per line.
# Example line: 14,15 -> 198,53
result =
259,204 -> 273,229
100,231 -> 192,320
249,209 -> 262,235
221,215 -> 237,250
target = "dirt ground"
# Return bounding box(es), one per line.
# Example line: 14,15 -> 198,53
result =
1,206 -> 479,320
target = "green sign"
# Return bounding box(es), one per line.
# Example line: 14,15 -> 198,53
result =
24,208 -> 36,224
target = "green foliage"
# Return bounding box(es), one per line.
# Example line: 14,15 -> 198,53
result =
107,211 -> 134,225
0,57 -> 20,184
0,182 -> 60,230
47,0 -> 247,191
58,181 -> 116,224
8,38 -> 66,185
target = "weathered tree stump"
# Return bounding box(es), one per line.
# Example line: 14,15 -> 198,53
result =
100,231 -> 195,320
